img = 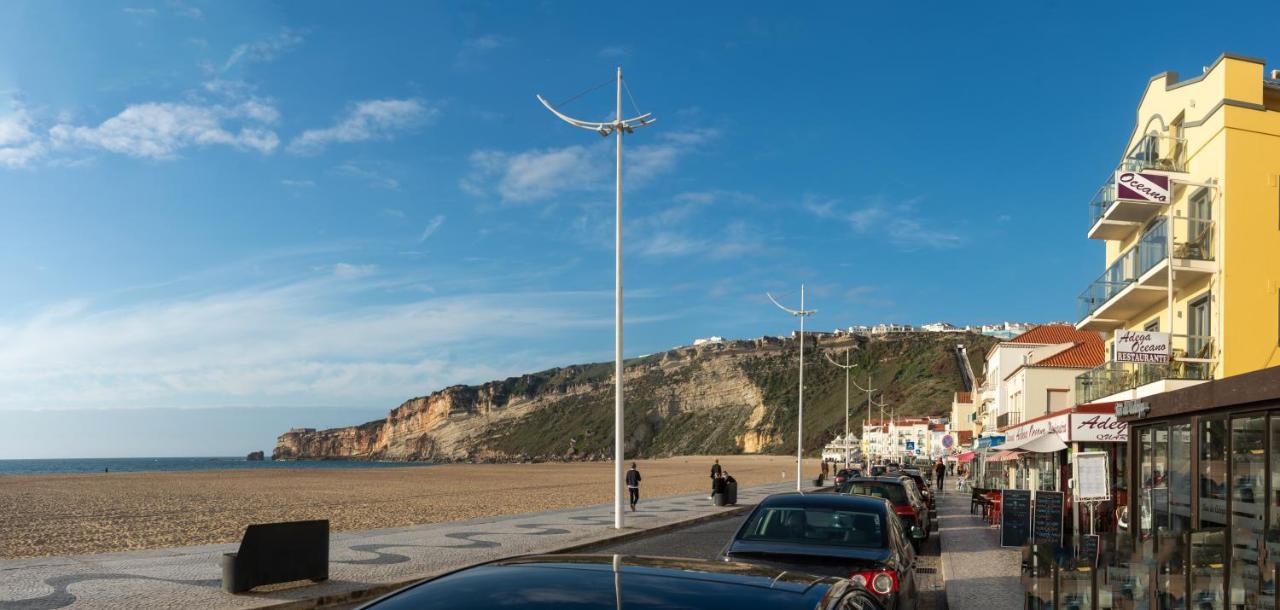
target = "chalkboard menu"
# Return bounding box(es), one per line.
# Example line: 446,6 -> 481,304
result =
1000,489 -> 1032,548
1033,490 -> 1065,546
1079,534 -> 1100,567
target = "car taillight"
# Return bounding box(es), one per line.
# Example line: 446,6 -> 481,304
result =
850,569 -> 899,595
893,504 -> 915,517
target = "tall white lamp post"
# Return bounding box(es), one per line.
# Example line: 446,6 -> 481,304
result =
767,285 -> 816,491
824,348 -> 857,469
538,68 -> 654,529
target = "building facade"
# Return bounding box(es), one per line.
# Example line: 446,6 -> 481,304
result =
1074,53 -> 1280,405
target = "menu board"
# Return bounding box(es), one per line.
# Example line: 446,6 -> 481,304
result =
1079,534 -> 1100,567
1001,489 -> 1032,548
1074,451 -> 1111,502
1033,490 -> 1065,546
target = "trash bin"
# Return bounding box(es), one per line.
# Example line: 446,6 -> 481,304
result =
713,492 -> 727,507
814,474 -> 825,487
725,481 -> 737,505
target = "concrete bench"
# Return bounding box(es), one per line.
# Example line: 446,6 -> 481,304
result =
221,520 -> 329,593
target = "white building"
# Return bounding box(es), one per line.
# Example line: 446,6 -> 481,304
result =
861,418 -> 933,460
693,336 -> 724,346
922,321 -> 960,332
871,323 -> 915,334
821,433 -> 860,463
975,325 -> 1105,436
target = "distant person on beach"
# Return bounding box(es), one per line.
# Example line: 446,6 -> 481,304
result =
626,463 -> 642,511
710,459 -> 722,498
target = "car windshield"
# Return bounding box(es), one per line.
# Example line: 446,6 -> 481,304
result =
739,506 -> 885,548
842,482 -> 908,505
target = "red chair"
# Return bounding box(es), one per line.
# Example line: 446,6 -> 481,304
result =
985,491 -> 1002,525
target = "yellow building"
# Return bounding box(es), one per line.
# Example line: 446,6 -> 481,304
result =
1075,53 -> 1280,404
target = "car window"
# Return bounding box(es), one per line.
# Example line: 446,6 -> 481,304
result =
900,479 -> 923,504
739,506 -> 886,548
843,482 -> 908,505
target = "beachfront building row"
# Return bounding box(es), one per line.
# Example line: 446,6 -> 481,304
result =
971,325 -> 1105,436
861,417 -> 951,461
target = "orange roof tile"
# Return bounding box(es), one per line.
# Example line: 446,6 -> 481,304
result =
1030,337 -> 1105,368
954,391 -> 972,403
1007,324 -> 1102,345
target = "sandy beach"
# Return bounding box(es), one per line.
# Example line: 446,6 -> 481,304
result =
0,455 -> 820,559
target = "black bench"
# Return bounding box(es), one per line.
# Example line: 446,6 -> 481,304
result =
221,520 -> 329,593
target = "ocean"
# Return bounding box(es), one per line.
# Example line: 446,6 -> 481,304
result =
0,457 -> 429,476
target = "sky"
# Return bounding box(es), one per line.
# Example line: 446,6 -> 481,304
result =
2,1 -> 1279,458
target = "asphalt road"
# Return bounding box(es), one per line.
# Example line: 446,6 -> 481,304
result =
582,506 -> 945,610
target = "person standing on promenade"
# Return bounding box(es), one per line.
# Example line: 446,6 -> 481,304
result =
710,459 -> 722,498
933,459 -> 946,493
626,463 -> 642,511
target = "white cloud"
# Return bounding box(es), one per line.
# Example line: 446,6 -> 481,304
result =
289,98 -> 435,154
49,101 -> 279,158
804,194 -> 963,250
456,34 -> 511,67
332,263 -> 377,278
335,162 -> 400,190
462,129 -> 717,204
0,276 -> 618,409
222,28 -> 304,72
0,103 -> 44,168
419,215 -> 446,242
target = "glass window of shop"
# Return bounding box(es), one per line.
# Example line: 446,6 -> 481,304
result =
1169,423 -> 1192,532
1230,414 -> 1266,608
1200,417 -> 1228,529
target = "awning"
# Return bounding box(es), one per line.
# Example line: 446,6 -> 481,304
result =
987,450 -> 1022,462
1001,431 -> 1069,453
953,451 -> 976,463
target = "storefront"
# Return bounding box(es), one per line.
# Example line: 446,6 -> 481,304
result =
1116,365 -> 1280,609
983,403 -> 1129,533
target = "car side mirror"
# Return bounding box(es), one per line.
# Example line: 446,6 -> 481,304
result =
911,525 -> 925,540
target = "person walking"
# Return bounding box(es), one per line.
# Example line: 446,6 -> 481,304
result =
710,459 -> 722,498
626,462 -> 642,511
933,458 -> 946,493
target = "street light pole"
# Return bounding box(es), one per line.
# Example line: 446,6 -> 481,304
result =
824,348 -> 857,469
851,373 -> 877,463
768,286 -> 816,491
538,68 -> 654,530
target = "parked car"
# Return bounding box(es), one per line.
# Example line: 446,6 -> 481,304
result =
839,477 -> 931,550
897,470 -> 937,524
721,492 -> 919,610
357,553 -> 885,610
835,468 -> 861,487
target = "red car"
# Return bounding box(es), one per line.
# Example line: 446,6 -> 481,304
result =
839,477 -> 931,550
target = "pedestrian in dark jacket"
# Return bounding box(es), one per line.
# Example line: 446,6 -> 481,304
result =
710,459 -> 722,498
933,459 -> 946,493
626,463 -> 642,511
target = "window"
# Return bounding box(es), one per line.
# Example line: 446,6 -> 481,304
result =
1231,415 -> 1267,608
1169,423 -> 1192,532
1200,417 -> 1228,528
740,506 -> 886,548
1144,319 -> 1160,333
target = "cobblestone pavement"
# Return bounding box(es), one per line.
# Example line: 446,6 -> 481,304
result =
936,488 -> 1022,610
0,481 -> 814,610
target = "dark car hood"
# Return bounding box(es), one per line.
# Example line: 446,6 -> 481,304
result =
723,540 -> 895,576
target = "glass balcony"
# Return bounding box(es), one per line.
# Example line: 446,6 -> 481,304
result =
1074,338 -> 1215,405
1077,216 -> 1215,327
1122,133 -> 1188,174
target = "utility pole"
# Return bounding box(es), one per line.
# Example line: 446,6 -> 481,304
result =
768,286 -> 816,491
824,348 -> 857,469
538,68 -> 654,529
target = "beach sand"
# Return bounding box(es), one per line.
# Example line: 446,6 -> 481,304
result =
0,455 -> 821,558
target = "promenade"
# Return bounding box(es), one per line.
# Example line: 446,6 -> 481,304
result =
0,480 -> 814,610
936,487 -> 1022,610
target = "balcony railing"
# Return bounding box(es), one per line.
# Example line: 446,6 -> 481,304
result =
1077,216 -> 1215,320
1121,133 -> 1187,174
1074,336 -> 1215,404
1088,175 -> 1117,226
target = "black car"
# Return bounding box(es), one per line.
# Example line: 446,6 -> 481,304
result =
834,468 -> 861,487
838,477 -> 931,549
721,493 -> 920,610
357,554 -> 885,610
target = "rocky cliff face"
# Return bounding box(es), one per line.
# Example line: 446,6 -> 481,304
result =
274,332 -> 996,462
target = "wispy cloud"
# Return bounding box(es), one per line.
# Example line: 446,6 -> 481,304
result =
332,262 -> 377,278
418,215 -> 446,242
598,46 -> 628,60
0,101 -> 45,169
48,100 -> 280,159
122,7 -> 158,16
462,129 -> 718,204
334,162 -> 400,190
0,275 -> 621,409
280,179 -> 315,188
803,194 -> 963,250
456,34 -> 511,67
222,28 -> 304,72
288,98 -> 436,155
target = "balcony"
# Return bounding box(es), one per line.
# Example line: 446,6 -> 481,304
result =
1077,216 -> 1216,331
1074,338 -> 1215,405
1087,133 -> 1188,240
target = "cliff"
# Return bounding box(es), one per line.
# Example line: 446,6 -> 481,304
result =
274,332 -> 997,462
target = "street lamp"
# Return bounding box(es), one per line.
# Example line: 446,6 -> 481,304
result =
538,68 -> 654,530
767,285 -> 816,491
823,348 -> 857,469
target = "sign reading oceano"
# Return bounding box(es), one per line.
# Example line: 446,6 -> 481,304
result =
1115,171 -> 1170,203
1114,329 -> 1171,364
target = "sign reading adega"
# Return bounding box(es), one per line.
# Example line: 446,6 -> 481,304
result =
1115,171 -> 1170,203
1114,329 -> 1171,364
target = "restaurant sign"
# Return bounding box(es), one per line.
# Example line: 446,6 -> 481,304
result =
1114,329 -> 1171,364
1115,400 -> 1151,419
1003,412 -> 1128,444
1115,171 -> 1170,203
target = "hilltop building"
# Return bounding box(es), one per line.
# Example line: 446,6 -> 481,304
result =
974,325 -> 1105,433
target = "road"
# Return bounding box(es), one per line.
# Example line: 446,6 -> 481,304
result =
581,508 -> 945,610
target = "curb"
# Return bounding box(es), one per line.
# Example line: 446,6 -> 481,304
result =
257,496 -> 775,609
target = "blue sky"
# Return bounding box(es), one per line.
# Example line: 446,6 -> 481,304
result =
2,1 -> 1278,457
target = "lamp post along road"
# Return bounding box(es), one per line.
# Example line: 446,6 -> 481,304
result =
538,68 -> 654,529
824,348 -> 857,469
850,373 -> 876,462
767,286 -> 816,491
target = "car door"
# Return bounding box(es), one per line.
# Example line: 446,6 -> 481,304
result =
888,507 -> 918,610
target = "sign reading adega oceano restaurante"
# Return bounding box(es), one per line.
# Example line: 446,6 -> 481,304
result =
1114,329 -> 1171,364
1115,170 -> 1170,203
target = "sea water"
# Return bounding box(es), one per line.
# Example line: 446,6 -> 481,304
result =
0,457 -> 429,475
